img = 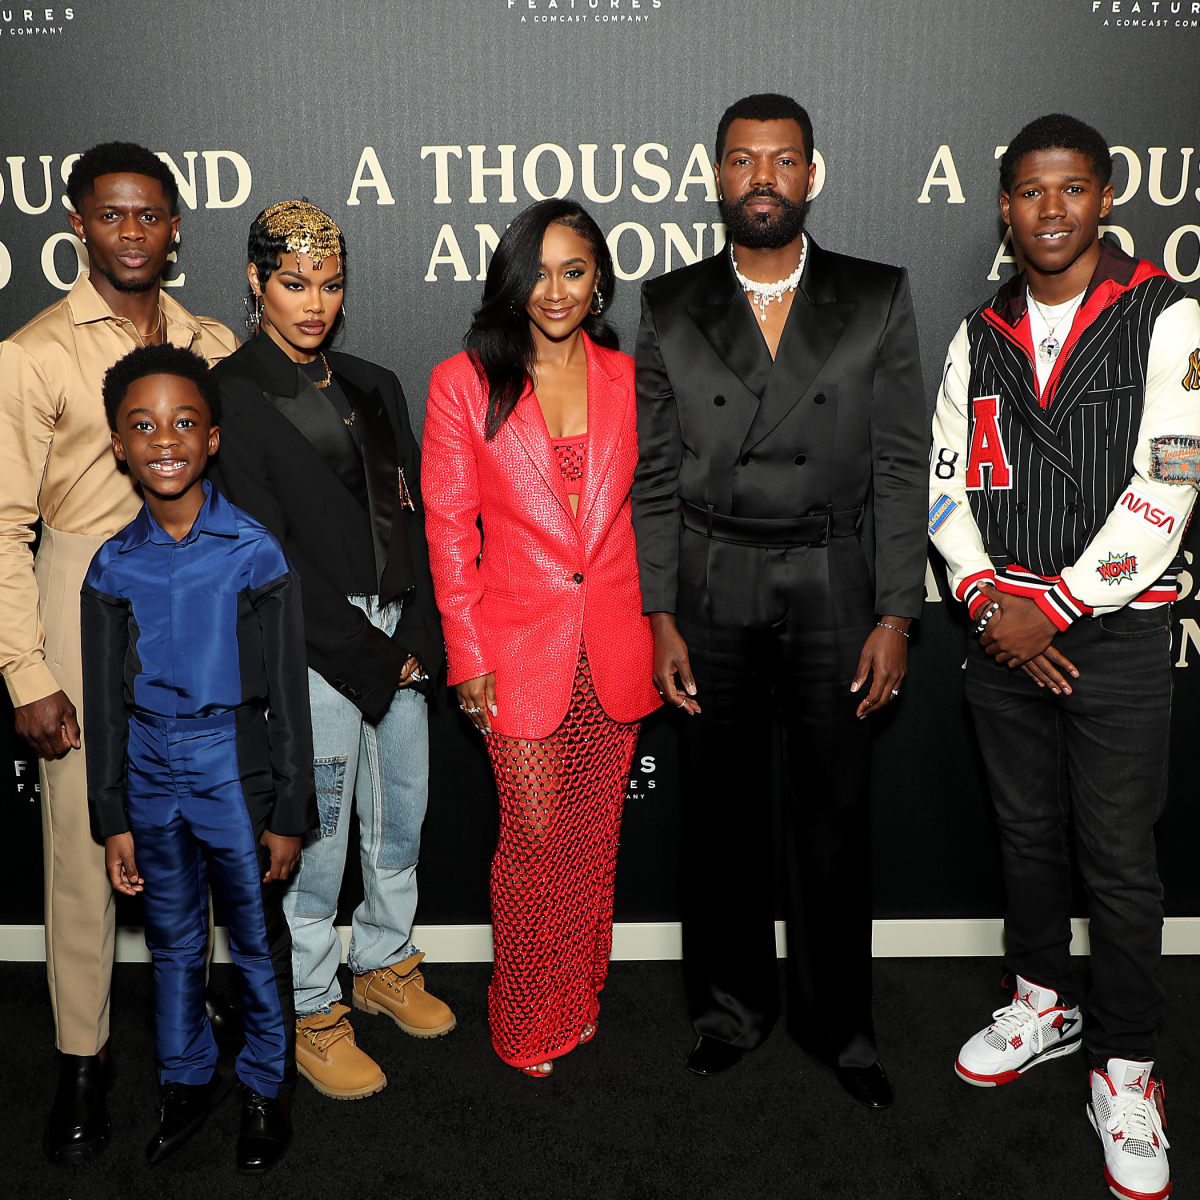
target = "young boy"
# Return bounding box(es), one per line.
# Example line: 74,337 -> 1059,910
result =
81,343 -> 317,1173
929,113 -> 1200,1200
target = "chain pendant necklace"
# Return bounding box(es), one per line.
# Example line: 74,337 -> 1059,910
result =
314,352 -> 333,389
1028,290 -> 1084,364
730,241 -> 807,322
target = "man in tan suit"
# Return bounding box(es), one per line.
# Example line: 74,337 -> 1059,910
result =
0,141 -> 238,1164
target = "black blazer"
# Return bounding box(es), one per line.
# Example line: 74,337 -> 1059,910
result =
210,334 -> 443,722
632,238 -> 929,619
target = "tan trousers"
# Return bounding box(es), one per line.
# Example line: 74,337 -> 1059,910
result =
35,524 -> 113,1056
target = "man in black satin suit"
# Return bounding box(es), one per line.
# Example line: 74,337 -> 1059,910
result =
632,93 -> 927,1108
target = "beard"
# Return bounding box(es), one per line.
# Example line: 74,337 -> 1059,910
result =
99,265 -> 160,294
719,188 -> 807,250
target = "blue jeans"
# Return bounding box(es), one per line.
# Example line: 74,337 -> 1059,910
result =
965,604 -> 1172,1065
283,596 -> 429,1017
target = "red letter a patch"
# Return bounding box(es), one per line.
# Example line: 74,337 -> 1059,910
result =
966,394 -> 1012,490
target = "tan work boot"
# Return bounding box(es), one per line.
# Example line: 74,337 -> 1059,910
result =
352,952 -> 457,1038
294,1003 -> 386,1100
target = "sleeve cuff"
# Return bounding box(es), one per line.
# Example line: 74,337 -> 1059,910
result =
957,570 -> 996,620
4,660 -> 62,709
1032,582 -> 1091,632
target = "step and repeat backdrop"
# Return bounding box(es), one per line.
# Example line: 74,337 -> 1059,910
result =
2,0 -> 1199,938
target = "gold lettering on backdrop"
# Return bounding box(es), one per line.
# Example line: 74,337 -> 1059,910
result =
631,143 -> 670,202
1147,146 -> 1195,205
40,231 -> 84,290
5,155 -> 54,214
347,147 -> 396,206
578,144 -> 625,203
420,146 -> 461,205
1099,225 -> 1135,254
522,143 -> 574,201
200,151 -> 251,209
468,145 -> 518,204
1174,618 -> 1200,668
1165,226 -> 1200,282
987,229 -> 1018,282
157,152 -> 201,210
918,145 -> 966,204
673,142 -> 718,202
425,225 -> 471,282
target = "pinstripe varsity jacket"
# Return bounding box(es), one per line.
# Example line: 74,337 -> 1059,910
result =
929,238 -> 1200,630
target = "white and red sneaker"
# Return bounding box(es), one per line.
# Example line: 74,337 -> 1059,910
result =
1088,1058 -> 1171,1200
954,975 -> 1082,1086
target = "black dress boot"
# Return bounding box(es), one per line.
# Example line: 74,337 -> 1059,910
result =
236,1085 -> 292,1174
145,1072 -> 232,1164
44,1050 -> 112,1165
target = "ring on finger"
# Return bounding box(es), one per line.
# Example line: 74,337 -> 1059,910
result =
891,689 -> 900,697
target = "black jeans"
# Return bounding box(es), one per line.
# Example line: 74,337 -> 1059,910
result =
675,532 -> 878,1069
965,605 -> 1172,1065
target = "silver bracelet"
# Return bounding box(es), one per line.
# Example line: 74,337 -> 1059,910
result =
876,621 -> 909,639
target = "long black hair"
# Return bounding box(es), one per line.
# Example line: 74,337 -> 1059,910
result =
464,198 -> 618,440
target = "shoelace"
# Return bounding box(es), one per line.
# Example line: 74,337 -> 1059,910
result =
302,1017 -> 354,1052
988,997 -> 1045,1052
378,968 -> 418,992
1107,1089 -> 1170,1151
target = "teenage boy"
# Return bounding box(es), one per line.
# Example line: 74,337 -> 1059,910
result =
0,141 -> 238,1164
82,344 -> 317,1173
929,113 -> 1200,1200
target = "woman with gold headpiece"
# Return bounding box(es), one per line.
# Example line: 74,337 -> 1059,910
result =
422,199 -> 661,1077
209,200 -> 454,1103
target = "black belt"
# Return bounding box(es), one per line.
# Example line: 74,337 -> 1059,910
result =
681,501 -> 862,547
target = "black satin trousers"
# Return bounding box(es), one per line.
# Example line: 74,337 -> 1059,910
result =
674,529 -> 879,1069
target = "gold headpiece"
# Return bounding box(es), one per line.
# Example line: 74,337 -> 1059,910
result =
260,200 -> 342,272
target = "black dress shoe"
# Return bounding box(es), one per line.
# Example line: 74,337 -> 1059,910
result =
236,1086 -> 292,1174
145,1072 -> 232,1165
45,1050 -> 112,1165
834,1061 -> 894,1109
686,1035 -> 745,1076
205,986 -> 244,1054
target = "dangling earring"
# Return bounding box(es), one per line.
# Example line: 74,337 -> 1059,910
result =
336,302 -> 347,337
245,292 -> 263,333
589,290 -> 604,316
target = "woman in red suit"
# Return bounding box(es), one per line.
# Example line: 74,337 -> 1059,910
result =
423,199 -> 660,1077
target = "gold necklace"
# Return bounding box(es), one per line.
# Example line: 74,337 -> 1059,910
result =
314,352 -> 333,389
130,307 -> 164,347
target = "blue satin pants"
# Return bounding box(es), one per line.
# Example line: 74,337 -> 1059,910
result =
126,709 -> 294,1096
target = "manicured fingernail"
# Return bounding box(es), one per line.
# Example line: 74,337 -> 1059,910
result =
490,704 -> 498,717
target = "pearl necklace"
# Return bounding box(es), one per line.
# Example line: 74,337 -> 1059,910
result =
730,238 -> 807,322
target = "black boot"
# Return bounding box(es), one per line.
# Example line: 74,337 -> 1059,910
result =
205,986 -> 244,1055
145,1072 -> 231,1165
44,1049 -> 112,1165
236,1085 -> 292,1174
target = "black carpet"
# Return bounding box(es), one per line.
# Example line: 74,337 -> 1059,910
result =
3,956 -> 1196,1199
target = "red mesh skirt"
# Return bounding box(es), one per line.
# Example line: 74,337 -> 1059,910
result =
485,643 -> 640,1067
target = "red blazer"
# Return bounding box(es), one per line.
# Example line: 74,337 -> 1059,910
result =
423,335 -> 660,739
